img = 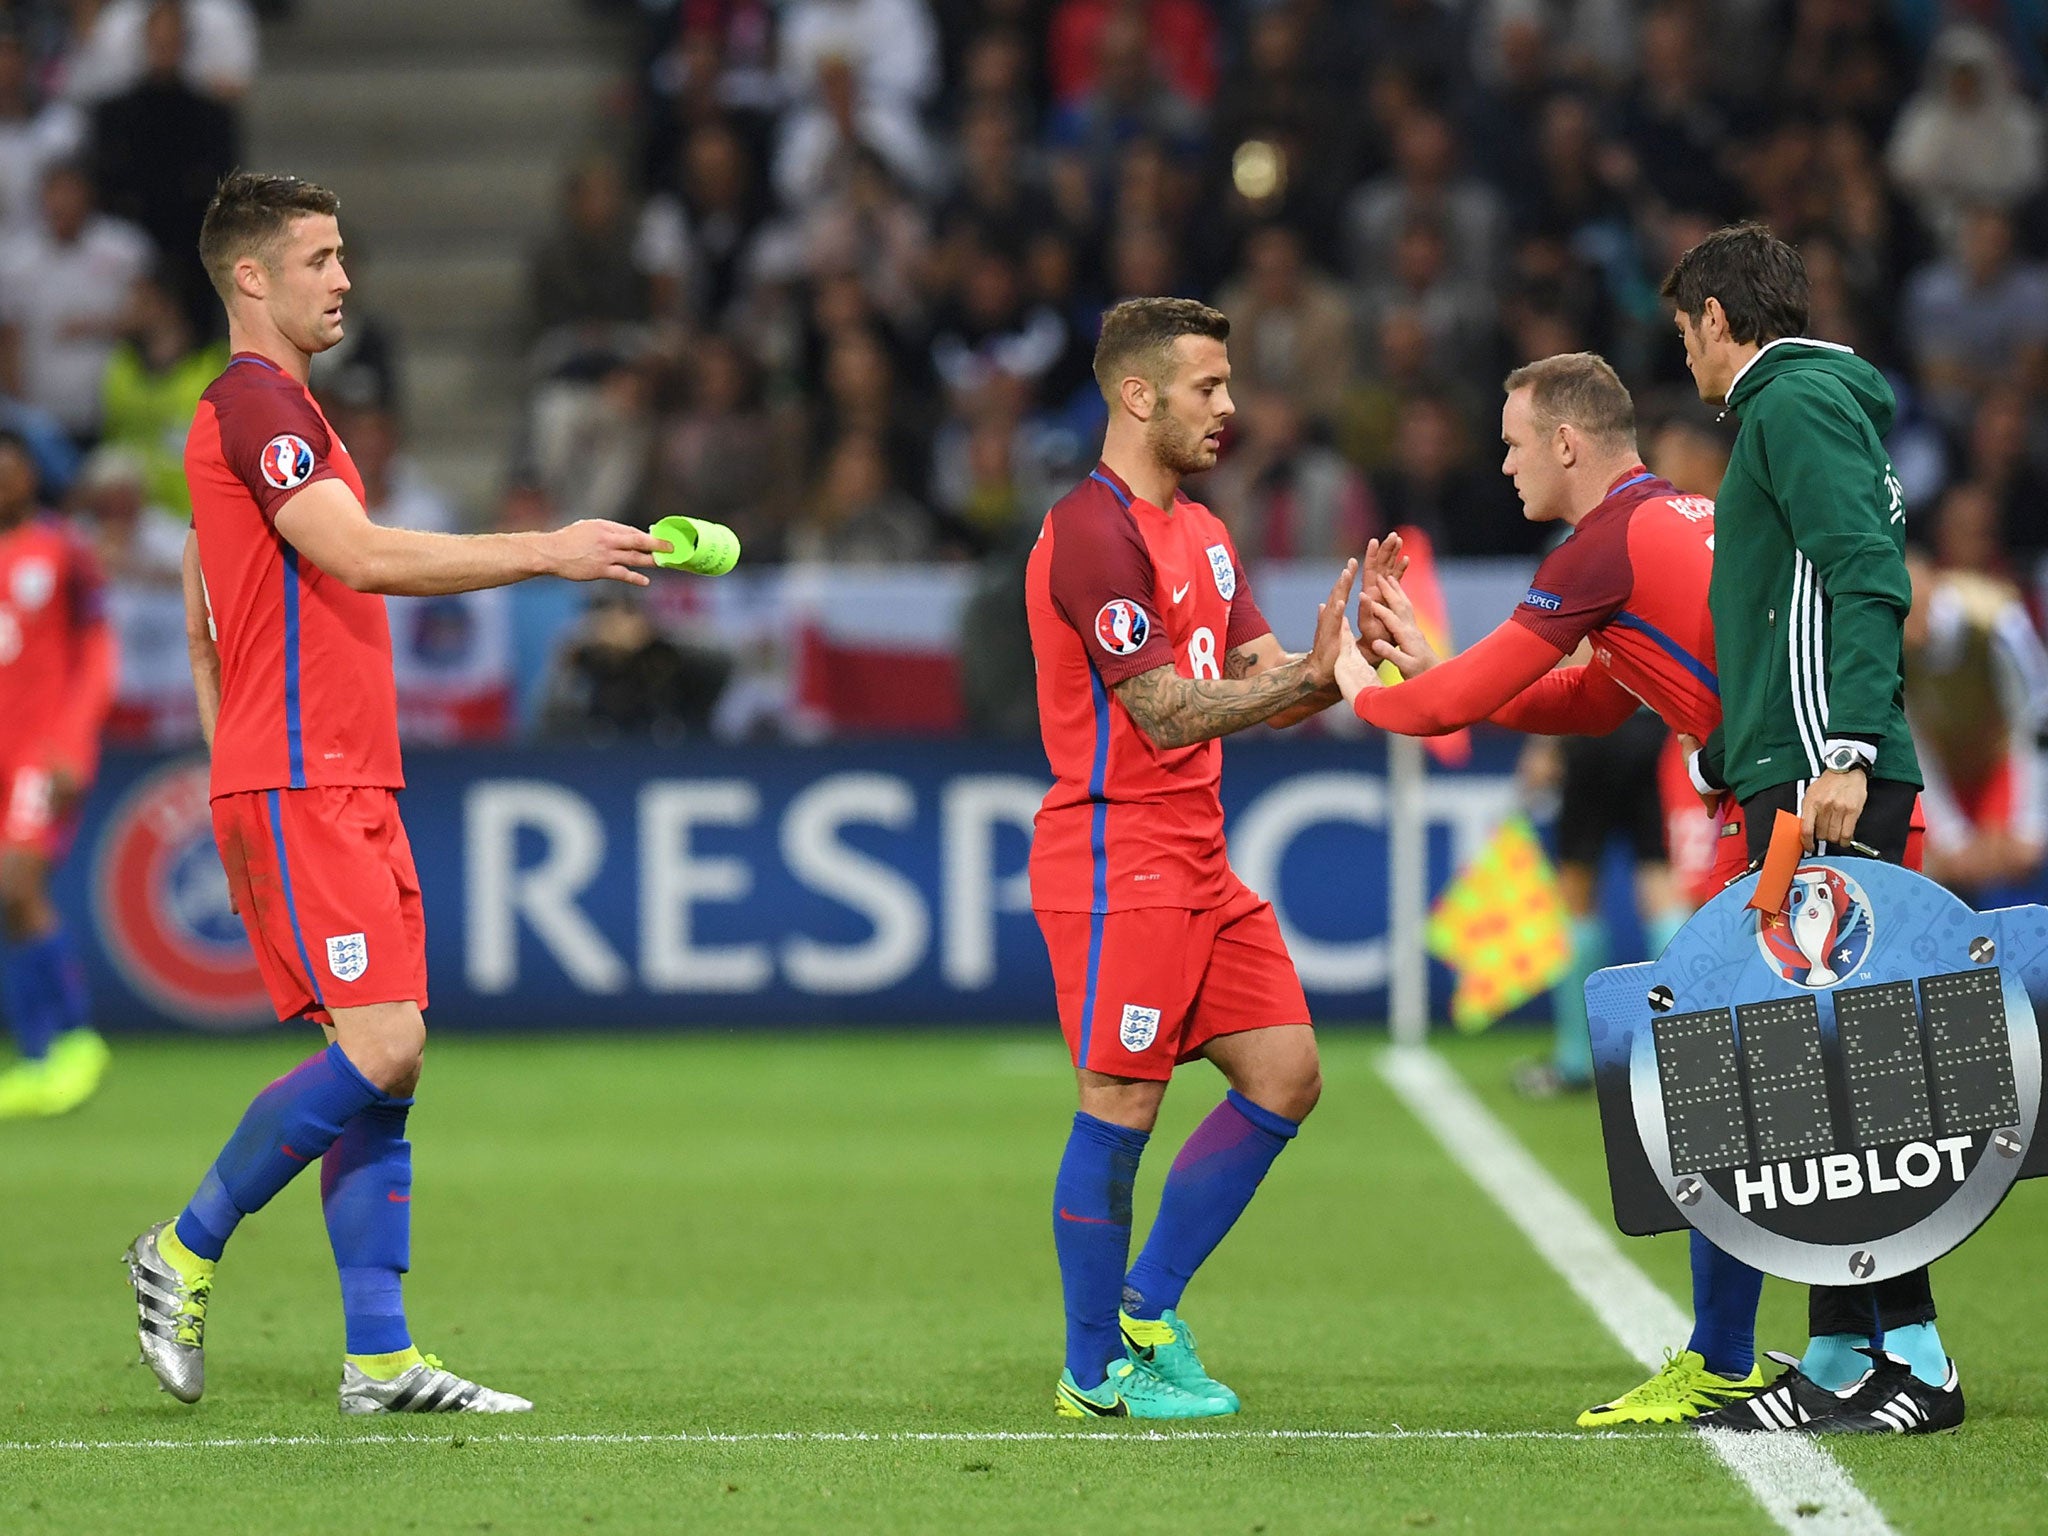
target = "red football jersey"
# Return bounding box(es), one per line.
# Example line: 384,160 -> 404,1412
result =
1026,463 -> 1271,912
1509,469 -> 1721,739
186,353 -> 402,798
0,514 -> 106,764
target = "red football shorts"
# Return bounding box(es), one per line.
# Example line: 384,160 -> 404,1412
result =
211,786 -> 428,1025
1037,880 -> 1311,1081
0,762 -> 80,862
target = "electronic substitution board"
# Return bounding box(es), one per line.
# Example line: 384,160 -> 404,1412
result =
1588,858 -> 2047,1284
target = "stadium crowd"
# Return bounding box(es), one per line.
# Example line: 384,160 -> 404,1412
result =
0,0 -> 2043,770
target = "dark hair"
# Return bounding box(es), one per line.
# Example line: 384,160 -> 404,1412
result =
1092,297 -> 1229,402
197,171 -> 341,302
1659,222 -> 1808,344
1503,352 -> 1636,449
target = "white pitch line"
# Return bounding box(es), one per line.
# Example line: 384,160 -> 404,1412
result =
1378,1046 -> 1896,1536
0,1428 -> 1650,1454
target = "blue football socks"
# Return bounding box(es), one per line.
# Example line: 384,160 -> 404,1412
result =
1685,1232 -> 1764,1379
1801,1332 -> 1879,1390
1123,1090 -> 1299,1321
323,1098 -> 415,1356
1552,916 -> 1607,1084
1879,1321 -> 1949,1388
1053,1112 -> 1149,1389
174,1043 -> 389,1262
2,927 -> 86,1062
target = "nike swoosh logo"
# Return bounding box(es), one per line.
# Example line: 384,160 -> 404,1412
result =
1058,1208 -> 1116,1225
1172,583 -> 1190,602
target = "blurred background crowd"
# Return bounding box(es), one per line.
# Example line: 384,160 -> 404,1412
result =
0,0 -> 2044,771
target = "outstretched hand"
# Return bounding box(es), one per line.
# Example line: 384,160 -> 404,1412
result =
1362,574 -> 1437,676
1355,533 -> 1410,651
545,520 -> 664,585
1306,558 -> 1359,687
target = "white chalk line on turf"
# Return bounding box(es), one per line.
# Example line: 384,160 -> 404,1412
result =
1378,1046 -> 1896,1536
0,1428 -> 1657,1453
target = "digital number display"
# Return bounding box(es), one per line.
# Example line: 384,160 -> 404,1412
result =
1735,997 -> 1835,1160
1653,1010 -> 1752,1172
1835,981 -> 1935,1147
1920,970 -> 2019,1135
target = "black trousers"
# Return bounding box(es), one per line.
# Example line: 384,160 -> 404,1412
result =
1740,777 -> 1938,1335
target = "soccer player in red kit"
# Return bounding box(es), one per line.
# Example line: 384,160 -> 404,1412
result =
0,430 -> 114,1118
1336,352 -> 1770,1427
1028,298 -> 1355,1418
125,173 -> 662,1414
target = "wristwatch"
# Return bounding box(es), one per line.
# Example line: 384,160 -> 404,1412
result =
1822,743 -> 1869,775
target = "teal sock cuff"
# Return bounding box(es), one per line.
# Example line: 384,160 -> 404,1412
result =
1799,1332 -> 1874,1390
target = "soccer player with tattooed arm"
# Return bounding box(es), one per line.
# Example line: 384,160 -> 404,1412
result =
1026,297 -> 1357,1419
126,172 -> 664,1415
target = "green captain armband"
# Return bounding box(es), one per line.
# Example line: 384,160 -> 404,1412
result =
650,516 -> 741,576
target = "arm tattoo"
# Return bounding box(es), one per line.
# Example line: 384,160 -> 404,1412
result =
1114,658 -> 1321,749
1224,645 -> 1258,680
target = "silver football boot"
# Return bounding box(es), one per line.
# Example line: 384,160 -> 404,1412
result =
339,1354 -> 533,1415
123,1220 -> 211,1403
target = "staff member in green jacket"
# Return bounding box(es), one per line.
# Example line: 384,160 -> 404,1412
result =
1662,222 -> 1963,1435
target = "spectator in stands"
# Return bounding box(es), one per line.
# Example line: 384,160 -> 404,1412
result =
1903,205 -> 2048,432
1607,2 -> 1740,220
787,431 -> 932,563
1469,0 -> 1635,91
70,441 -> 182,583
1931,480 -> 2010,578
648,333 -> 790,560
1355,216 -> 1495,389
637,120 -> 772,328
1047,0 -> 1213,108
529,154 -> 658,343
1888,23 -> 2045,249
1369,392 -> 1531,557
0,28 -> 84,241
536,587 -> 732,744
1776,0 -> 1910,138
1967,386 -> 2048,567
1904,545 -> 2048,895
1345,108 -> 1504,289
802,147 -> 932,329
57,0 -> 258,105
1205,388 -> 1378,561
1213,223 -> 1355,429
936,97 -> 1055,266
97,267 -> 225,518
89,0 -> 239,332
529,351 -> 659,529
1361,0 -> 1466,95
0,160 -> 150,442
1043,4 -> 1203,185
633,0 -> 779,191
813,323 -> 931,504
776,21 -> 941,207
929,242 -> 1070,415
328,400 -> 461,534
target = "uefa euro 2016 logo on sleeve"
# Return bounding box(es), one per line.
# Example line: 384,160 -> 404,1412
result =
94,759 -> 270,1029
1759,866 -> 1875,988
1094,599 -> 1149,656
259,433 -> 315,490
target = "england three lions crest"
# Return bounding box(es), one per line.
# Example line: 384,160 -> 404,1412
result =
326,932 -> 369,984
1205,543 -> 1236,601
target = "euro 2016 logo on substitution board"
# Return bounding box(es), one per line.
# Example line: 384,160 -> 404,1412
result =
95,759 -> 270,1029
1587,857 -> 2047,1287
1759,865 -> 1875,988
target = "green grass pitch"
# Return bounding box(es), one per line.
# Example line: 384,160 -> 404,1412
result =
1,1028 -> 2043,1534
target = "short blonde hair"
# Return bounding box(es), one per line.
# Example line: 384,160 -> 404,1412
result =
1502,352 -> 1636,450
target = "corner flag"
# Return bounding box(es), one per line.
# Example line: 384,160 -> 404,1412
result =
1426,814 -> 1572,1033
